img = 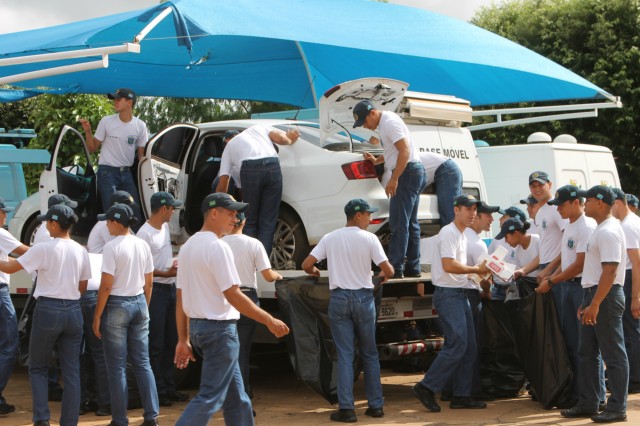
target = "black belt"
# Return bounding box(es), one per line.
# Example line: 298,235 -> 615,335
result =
191,318 -> 237,324
242,157 -> 279,166
566,277 -> 582,284
240,287 -> 256,292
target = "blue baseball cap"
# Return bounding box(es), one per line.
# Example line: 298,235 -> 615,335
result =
501,206 -> 527,222
0,197 -> 14,213
47,193 -> 78,209
344,198 -> 379,216
577,185 -> 615,206
98,204 -> 136,227
496,218 -> 526,240
150,191 -> 183,211
547,185 -> 582,205
529,171 -> 550,184
626,194 -> 639,208
37,204 -> 77,227
352,100 -> 374,128
202,192 -> 248,213
453,194 -> 481,208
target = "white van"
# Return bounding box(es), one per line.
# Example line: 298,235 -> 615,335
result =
477,132 -> 621,235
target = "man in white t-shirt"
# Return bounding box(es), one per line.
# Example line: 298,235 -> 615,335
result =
87,190 -> 136,254
136,191 -> 189,408
561,185 -> 629,423
0,197 -> 28,416
520,194 -> 541,235
92,204 -> 159,426
611,188 -> 640,394
356,100 -> 427,278
490,206 -> 526,300
626,194 -> 639,214
212,130 -> 241,198
223,211 -> 281,404
302,199 -> 394,422
413,195 -> 489,413
541,185 -> 597,403
174,193 -> 289,426
1,204 -> 91,426
80,88 -> 147,224
33,194 -> 78,244
216,125 -> 299,256
419,151 -> 463,226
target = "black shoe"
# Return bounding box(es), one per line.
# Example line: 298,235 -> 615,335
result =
392,271 -> 404,279
48,386 -> 63,402
628,382 -> 640,394
599,402 -> 607,412
329,409 -> 357,423
561,406 -> 598,418
158,395 -> 173,407
412,383 -> 441,412
404,271 -> 422,278
364,407 -> 384,418
440,390 -> 452,401
449,397 -> 487,409
95,405 -> 111,416
33,421 -> 50,426
0,402 -> 15,414
167,390 -> 190,402
140,420 -> 159,426
591,411 -> 627,423
79,402 -> 90,415
253,410 -> 256,417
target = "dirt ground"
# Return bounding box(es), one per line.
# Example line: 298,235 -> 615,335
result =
1,363 -> 639,426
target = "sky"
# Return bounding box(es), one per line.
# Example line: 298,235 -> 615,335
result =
0,0 -> 498,35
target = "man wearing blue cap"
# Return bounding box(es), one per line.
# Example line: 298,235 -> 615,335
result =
136,191 -> 188,407
488,206 -> 526,300
0,197 -> 29,416
561,185 -> 629,423
302,199 -> 394,422
33,194 -> 78,244
626,194 -> 639,214
356,100 -> 427,278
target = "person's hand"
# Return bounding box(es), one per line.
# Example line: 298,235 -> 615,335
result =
79,118 -> 91,133
632,296 -> 640,319
267,317 -> 290,338
174,341 -> 196,369
378,270 -> 389,284
363,152 -> 376,163
167,264 -> 178,277
286,129 -> 300,143
476,260 -> 489,276
93,316 -> 101,339
308,266 -> 321,277
385,178 -> 398,198
513,269 -> 525,279
536,279 -> 552,294
580,304 -> 599,326
274,272 -> 283,281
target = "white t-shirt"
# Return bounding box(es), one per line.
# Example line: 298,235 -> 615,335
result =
488,237 -> 517,284
378,111 -> 421,172
33,223 -> 52,244
95,114 -> 148,167
431,223 -> 468,288
18,238 -> 91,300
515,234 -> 541,278
464,227 -> 487,291
87,221 -> 114,254
0,228 -> 21,285
582,217 -> 626,288
420,152 -> 449,187
101,234 -> 154,296
621,212 -> 640,270
310,226 -> 387,290
561,214 -> 596,276
176,232 -> 241,320
136,222 -> 175,285
534,202 -> 568,264
219,125 -> 278,187
222,234 -> 271,290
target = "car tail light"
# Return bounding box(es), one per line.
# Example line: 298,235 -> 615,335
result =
369,218 -> 386,225
342,161 -> 377,180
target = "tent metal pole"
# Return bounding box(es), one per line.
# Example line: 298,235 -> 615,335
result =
294,41 -> 318,108
0,43 -> 140,67
0,56 -> 108,86
134,7 -> 173,43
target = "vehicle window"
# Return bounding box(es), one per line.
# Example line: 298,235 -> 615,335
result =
56,130 -> 93,175
273,124 -> 372,149
151,126 -> 197,165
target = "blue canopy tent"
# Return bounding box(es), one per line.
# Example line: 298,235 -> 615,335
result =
0,0 -> 616,110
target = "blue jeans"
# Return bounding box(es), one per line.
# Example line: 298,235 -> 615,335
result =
97,165 -> 142,224
329,288 -> 383,410
149,283 -> 178,398
240,158 -> 282,256
388,161 -> 426,275
29,297 -> 83,426
80,290 -> 110,407
0,284 -> 18,403
622,270 -> 640,387
101,294 -> 159,426
421,287 -> 477,396
237,289 -> 259,395
176,319 -> 253,426
434,159 -> 462,226
577,286 -> 628,413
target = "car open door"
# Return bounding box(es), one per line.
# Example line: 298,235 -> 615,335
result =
39,125 -> 98,238
138,124 -> 198,238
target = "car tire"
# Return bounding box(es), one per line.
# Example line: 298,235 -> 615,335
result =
270,209 -> 310,270
21,214 -> 41,245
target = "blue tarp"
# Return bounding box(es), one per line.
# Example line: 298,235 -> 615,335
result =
0,0 -> 612,107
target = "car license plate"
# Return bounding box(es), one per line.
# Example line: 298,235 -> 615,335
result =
379,302 -> 397,320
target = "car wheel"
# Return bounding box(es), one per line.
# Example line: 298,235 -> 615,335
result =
22,214 -> 41,245
270,209 -> 310,270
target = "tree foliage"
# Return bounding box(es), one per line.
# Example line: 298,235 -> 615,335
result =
471,0 -> 640,192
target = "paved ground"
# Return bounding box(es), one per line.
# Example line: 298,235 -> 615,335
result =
2,363 -> 639,426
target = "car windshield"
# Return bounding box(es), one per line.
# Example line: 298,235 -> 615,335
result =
273,123 -> 382,153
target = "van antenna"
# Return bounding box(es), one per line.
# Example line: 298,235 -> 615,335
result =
293,75 -> 317,120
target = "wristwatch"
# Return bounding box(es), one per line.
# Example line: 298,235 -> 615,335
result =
547,277 -> 555,288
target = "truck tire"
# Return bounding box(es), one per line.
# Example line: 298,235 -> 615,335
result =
21,214 -> 40,245
270,208 -> 310,270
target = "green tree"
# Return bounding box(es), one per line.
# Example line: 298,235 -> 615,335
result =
471,0 -> 640,192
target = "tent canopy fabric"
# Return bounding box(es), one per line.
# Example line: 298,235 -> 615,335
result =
0,0 -> 612,107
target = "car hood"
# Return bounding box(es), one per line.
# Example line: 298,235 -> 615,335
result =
318,77 -> 408,142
